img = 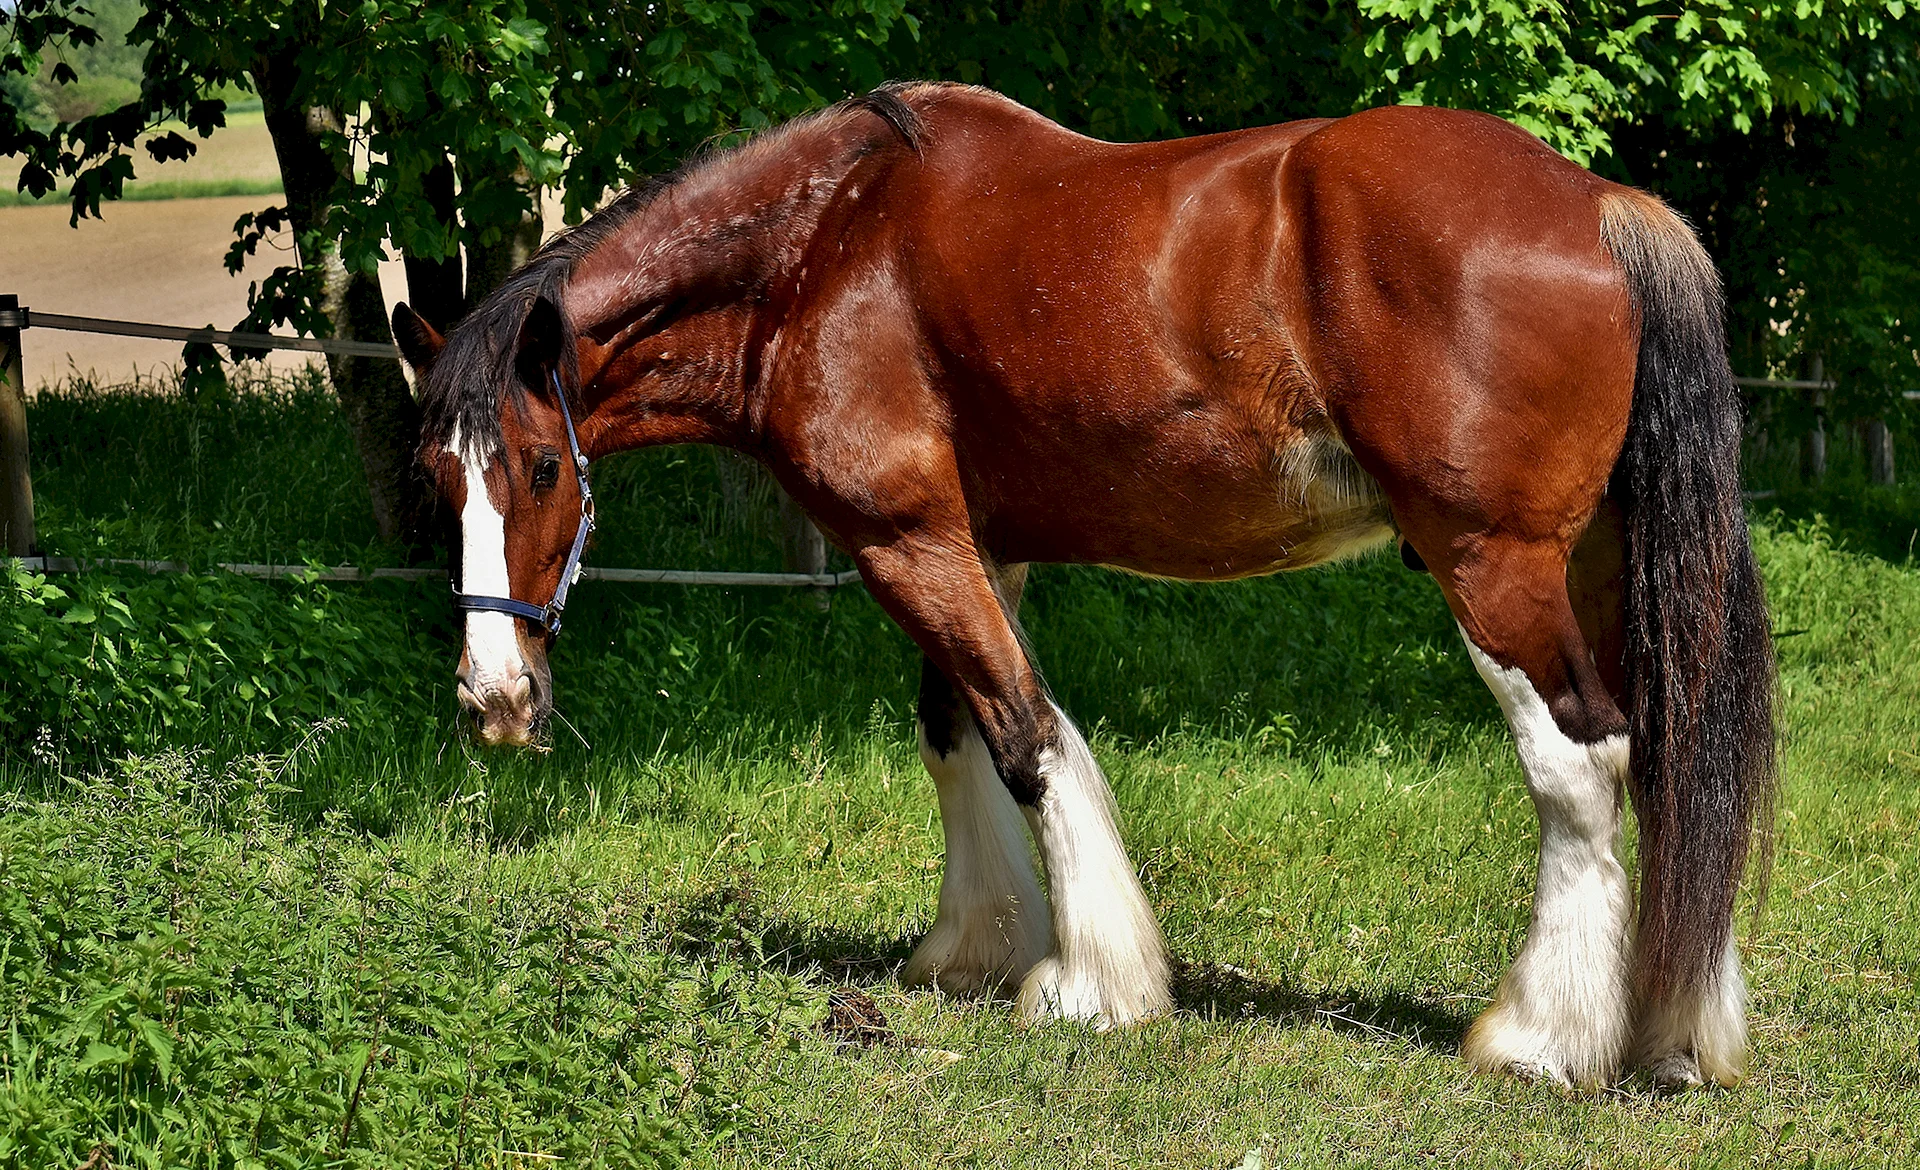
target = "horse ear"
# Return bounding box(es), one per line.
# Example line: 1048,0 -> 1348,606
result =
391,303 -> 445,373
516,295 -> 565,388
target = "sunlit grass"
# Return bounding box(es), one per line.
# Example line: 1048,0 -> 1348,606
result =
3,373 -> 1916,1167
0,177 -> 285,207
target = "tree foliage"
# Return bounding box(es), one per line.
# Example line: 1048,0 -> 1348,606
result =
893,2 -> 1919,401
2,0 -> 1915,421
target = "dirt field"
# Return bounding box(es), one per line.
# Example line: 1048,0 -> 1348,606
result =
2,112 -> 404,385
1,111 -> 283,199
2,194 -> 336,381
2,114 -> 315,382
2,107 -> 565,388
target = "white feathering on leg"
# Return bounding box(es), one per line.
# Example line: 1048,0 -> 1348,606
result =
904,715 -> 1052,995
1016,702 -> 1171,1029
1461,632 -> 1635,1089
1636,932 -> 1748,1088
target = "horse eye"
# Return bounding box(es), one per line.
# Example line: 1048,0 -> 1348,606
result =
531,453 -> 561,493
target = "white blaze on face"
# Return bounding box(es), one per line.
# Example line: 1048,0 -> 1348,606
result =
457,443 -> 529,701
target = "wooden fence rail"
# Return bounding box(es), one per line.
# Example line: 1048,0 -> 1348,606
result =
1,297 -> 1910,575
0,297 -> 853,590
8,555 -> 861,589
1738,357 -> 1914,485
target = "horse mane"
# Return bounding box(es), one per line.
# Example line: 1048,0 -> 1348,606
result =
418,83 -> 930,464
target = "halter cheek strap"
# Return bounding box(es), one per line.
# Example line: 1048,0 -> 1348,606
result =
452,366 -> 597,638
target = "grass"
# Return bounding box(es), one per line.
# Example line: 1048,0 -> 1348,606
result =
3,372 -> 1918,1167
2,110 -> 280,207
0,177 -> 285,208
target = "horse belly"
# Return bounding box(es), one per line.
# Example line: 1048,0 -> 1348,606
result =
1257,429 -> 1397,570
991,425 -> 1394,581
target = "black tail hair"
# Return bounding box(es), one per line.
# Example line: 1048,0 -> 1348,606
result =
1601,190 -> 1777,1007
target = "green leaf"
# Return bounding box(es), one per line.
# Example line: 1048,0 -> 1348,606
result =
133,1015 -> 176,1080
78,1040 -> 131,1072
1404,23 -> 1442,65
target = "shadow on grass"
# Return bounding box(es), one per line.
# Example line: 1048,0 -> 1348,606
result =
664,885 -> 1470,1055
1753,485 -> 1920,566
23,379 -> 1511,794
662,882 -> 914,980
29,378 -> 1920,809
1170,959 -> 1470,1054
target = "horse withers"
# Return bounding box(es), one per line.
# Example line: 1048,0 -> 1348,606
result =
395,82 -> 1775,1091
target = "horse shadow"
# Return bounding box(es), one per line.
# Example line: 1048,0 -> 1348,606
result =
1167,958 -> 1470,1054
663,887 -> 1470,1057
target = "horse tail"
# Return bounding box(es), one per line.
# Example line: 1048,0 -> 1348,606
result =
1598,189 -> 1777,1010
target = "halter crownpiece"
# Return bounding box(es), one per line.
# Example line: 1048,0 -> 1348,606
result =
452,365 -> 596,638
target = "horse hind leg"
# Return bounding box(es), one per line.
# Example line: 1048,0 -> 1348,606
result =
904,656 -> 1052,995
1565,509 -> 1749,1089
1445,537 -> 1636,1089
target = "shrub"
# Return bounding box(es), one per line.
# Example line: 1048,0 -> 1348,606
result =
0,745 -> 812,1168
0,560 -> 445,763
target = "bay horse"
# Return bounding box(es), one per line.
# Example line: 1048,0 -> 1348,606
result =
396,82 -> 1775,1091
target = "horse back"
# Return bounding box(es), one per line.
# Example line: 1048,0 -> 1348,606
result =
787,89 -> 1635,578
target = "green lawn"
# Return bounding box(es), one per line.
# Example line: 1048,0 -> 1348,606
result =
3,375 -> 1916,1167
0,109 -> 282,208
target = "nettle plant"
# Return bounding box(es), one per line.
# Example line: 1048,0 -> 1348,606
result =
0,561 -> 440,760
0,743 -> 817,1167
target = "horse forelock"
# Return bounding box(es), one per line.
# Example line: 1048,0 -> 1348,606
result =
417,190 -> 658,467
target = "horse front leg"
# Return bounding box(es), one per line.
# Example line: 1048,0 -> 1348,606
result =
904,654 -> 1053,996
858,538 -> 1171,1029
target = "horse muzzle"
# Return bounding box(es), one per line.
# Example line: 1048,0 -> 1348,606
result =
457,667 -> 550,748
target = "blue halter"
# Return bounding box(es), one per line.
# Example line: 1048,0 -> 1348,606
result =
452,366 -> 596,638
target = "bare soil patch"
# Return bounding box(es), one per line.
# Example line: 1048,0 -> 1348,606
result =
2,194 -> 319,381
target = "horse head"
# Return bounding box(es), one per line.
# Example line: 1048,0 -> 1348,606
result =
400,295 -> 586,747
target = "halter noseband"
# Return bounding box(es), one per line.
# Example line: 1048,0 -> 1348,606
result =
452,366 -> 596,639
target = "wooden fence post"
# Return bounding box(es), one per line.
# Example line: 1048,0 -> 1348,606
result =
1865,418 -> 1896,486
777,487 -> 831,609
1800,356 -> 1827,484
0,294 -> 35,557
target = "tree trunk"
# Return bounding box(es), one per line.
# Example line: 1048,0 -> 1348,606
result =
402,154 -> 466,334
711,448 -> 772,529
255,51 -> 431,548
712,449 -> 831,604
460,162 -> 544,310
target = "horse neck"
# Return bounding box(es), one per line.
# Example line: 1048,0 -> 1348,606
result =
565,119 -> 886,451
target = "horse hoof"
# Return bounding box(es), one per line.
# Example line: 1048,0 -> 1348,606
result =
903,953 -> 996,997
902,948 -> 1021,999
1643,1051 -> 1706,1092
1014,955 -> 1169,1030
1507,1059 -> 1579,1090
903,910 -> 1048,998
1462,1008 -> 1620,1091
